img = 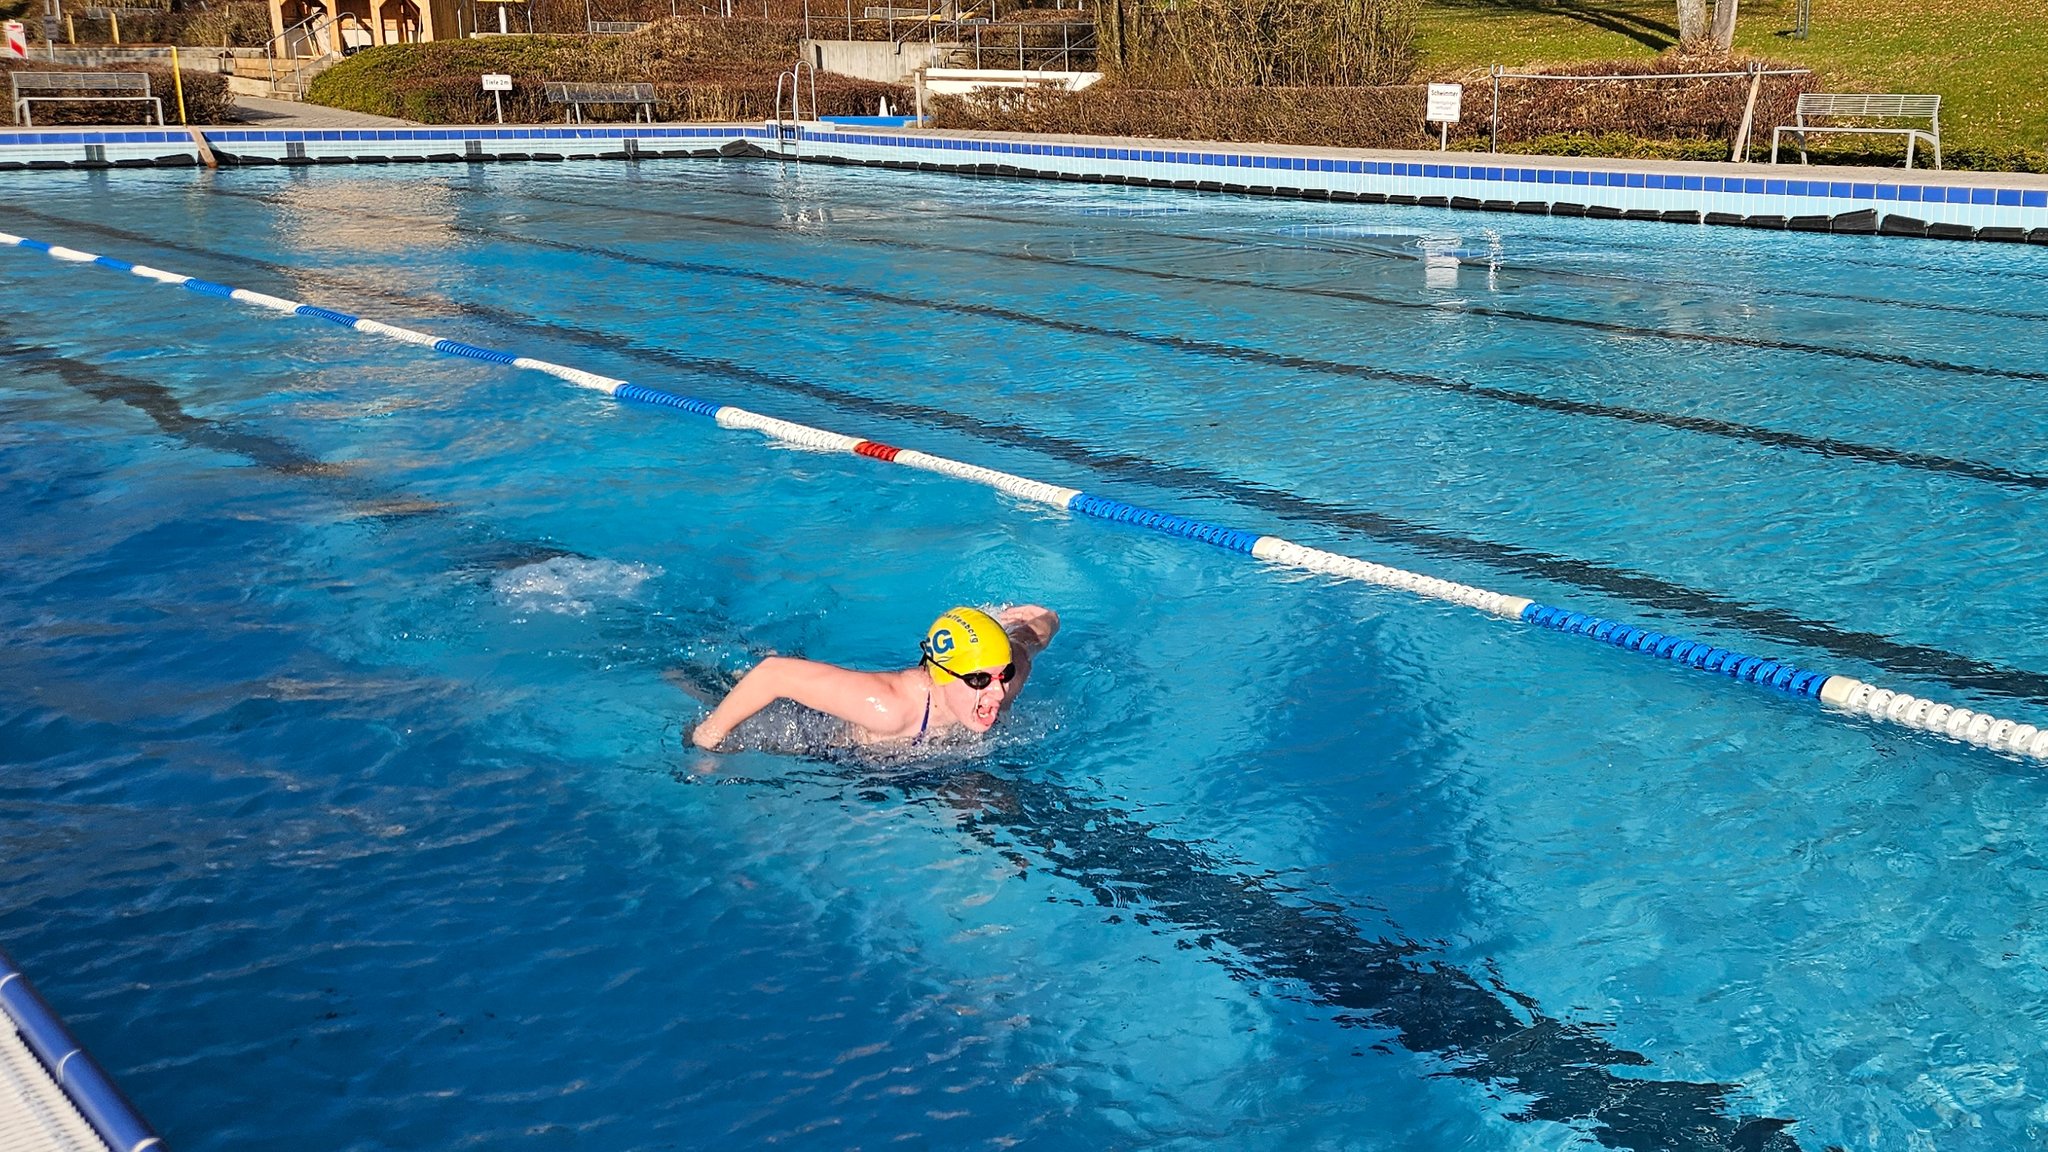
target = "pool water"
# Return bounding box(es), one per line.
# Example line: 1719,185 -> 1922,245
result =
4,159 -> 2048,1152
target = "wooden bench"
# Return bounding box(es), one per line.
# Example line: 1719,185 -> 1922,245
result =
584,20 -> 647,33
1772,93 -> 1941,170
10,71 -> 164,127
543,81 -> 657,123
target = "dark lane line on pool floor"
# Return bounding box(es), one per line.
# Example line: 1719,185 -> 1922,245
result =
0,326 -> 585,576
207,185 -> 2048,496
704,178 -> 2048,326
551,171 -> 2048,326
500,187 -> 2048,493
16,205 -> 2048,710
513,179 -> 2048,383
903,752 -> 1807,1152
2,334 -> 1809,1152
954,206 -> 2048,325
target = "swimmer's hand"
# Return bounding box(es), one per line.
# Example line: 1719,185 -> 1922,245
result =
690,721 -> 729,751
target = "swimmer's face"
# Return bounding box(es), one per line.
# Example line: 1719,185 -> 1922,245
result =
940,665 -> 1010,732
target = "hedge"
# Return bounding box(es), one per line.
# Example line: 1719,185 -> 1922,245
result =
933,54 -> 1823,158
307,18 -> 908,123
0,60 -> 231,124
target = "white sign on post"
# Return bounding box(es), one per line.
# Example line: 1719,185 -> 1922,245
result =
4,21 -> 27,59
1425,82 -> 1462,151
482,73 -> 511,124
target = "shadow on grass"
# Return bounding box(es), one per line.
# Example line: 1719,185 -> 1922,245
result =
1431,0 -> 1678,53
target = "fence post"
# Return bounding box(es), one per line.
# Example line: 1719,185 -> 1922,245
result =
1730,62 -> 1762,162
1489,64 -> 1499,153
170,43 -> 188,123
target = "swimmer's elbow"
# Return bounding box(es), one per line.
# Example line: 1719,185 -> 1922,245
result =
1008,605 -> 1059,649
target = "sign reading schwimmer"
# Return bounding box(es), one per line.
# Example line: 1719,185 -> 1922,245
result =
1426,82 -> 1461,151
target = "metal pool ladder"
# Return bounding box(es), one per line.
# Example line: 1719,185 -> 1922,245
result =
771,57 -> 819,158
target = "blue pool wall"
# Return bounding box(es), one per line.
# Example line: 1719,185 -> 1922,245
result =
1,121 -> 2045,241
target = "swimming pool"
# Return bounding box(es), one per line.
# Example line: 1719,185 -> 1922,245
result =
4,158 -> 2047,1151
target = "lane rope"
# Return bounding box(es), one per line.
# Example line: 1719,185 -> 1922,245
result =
6,228 -> 2044,762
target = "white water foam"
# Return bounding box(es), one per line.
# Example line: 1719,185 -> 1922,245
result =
492,557 -> 662,618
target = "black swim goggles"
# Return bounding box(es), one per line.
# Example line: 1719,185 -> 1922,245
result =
920,643 -> 1016,690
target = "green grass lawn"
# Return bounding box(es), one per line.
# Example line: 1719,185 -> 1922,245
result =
1414,0 -> 2046,157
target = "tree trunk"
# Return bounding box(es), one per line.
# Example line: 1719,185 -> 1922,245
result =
1675,0 -> 1708,50
1710,0 -> 1738,51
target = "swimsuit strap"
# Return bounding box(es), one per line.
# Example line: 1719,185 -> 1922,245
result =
917,686 -> 931,740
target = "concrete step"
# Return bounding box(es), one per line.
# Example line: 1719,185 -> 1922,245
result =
226,53 -> 339,98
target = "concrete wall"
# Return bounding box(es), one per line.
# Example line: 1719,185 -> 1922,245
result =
24,46 -> 267,70
803,39 -> 953,85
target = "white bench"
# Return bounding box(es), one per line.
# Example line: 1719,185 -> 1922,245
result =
585,20 -> 647,33
10,71 -> 164,127
543,81 -> 657,123
1772,93 -> 1941,170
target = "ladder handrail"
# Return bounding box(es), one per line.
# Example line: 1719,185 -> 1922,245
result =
770,56 -> 820,156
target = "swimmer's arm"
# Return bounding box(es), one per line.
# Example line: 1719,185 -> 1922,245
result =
690,657 -> 909,750
997,605 -> 1059,699
999,605 -> 1059,656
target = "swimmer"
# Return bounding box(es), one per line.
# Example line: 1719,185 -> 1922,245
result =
690,605 -> 1058,751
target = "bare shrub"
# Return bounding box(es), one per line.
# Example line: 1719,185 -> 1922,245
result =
934,53 -> 1817,157
308,20 -> 908,123
1485,54 -> 1818,152
1097,0 -> 1416,88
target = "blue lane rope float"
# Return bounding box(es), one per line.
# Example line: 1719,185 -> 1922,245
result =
6,228 -> 2046,763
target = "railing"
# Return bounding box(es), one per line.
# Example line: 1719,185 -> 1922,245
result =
887,0 -> 976,49
958,19 -> 1093,71
265,10 -> 333,61
771,56 -> 818,155
263,12 -> 370,98
1486,63 -> 1813,160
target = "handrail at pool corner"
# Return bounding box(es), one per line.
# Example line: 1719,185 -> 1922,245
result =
3,227 -> 2045,765
0,947 -> 164,1152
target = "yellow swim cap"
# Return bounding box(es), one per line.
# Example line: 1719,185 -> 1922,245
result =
922,607 -> 1013,683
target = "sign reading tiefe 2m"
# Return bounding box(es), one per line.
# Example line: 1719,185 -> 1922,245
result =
481,73 -> 513,91
1426,83 -> 1462,124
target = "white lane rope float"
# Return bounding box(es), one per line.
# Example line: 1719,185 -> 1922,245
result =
6,229 -> 2045,762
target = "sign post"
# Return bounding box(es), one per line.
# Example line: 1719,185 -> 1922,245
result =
1425,82 -> 1461,152
4,21 -> 27,59
482,72 -> 511,123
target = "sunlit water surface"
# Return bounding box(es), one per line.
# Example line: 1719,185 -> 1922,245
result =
3,161 -> 2047,1152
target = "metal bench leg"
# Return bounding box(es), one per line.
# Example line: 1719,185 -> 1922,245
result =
1905,134 -> 1915,170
